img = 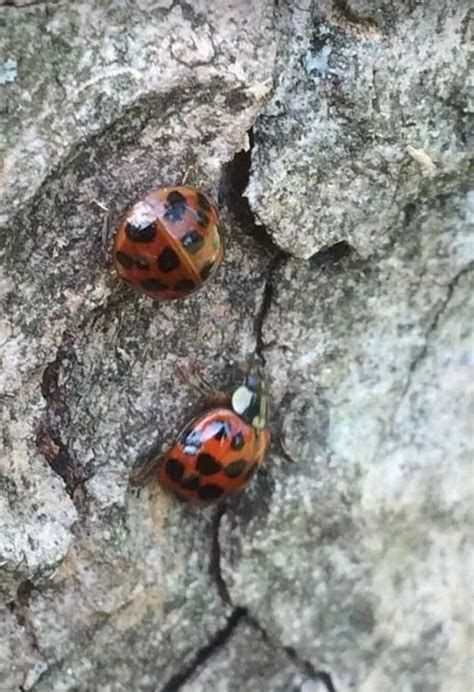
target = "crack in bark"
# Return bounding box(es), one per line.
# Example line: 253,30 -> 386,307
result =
36,333 -> 90,510
160,608 -> 246,692
159,600 -> 337,692
408,262 -> 473,374
220,126 -> 284,252
389,261 -> 474,435
254,253 -> 287,357
8,579 -> 47,690
245,613 -> 337,691
210,505 -> 232,605
220,125 -> 289,357
210,502 -> 337,690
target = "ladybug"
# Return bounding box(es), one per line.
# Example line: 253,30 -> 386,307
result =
130,356 -> 270,504
113,186 -> 223,300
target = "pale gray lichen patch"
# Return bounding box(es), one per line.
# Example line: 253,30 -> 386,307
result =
0,57 -> 17,84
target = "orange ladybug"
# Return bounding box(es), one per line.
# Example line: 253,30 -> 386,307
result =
130,356 -> 270,504
113,186 -> 223,300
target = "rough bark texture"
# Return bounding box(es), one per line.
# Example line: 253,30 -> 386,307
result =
0,1 -> 472,691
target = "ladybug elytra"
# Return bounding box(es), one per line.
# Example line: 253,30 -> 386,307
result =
130,356 -> 270,504
113,186 -> 223,300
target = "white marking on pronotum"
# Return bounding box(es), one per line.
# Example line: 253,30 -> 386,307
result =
232,386 -> 253,416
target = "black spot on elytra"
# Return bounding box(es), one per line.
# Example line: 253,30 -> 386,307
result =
140,278 -> 168,292
180,474 -> 200,491
180,430 -> 202,455
181,230 -> 204,254
115,251 -> 133,270
158,247 -> 180,273
197,191 -> 212,212
125,219 -> 156,242
196,210 -> 208,227
116,251 -> 151,271
212,420 -> 231,441
224,459 -> 247,478
200,261 -> 215,281
244,463 -> 257,481
175,278 -> 196,292
164,190 -> 187,222
165,458 -> 184,483
198,484 -> 224,501
196,453 -> 222,475
230,431 -> 245,451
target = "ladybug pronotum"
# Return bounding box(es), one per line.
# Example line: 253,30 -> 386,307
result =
130,356 -> 270,505
113,186 -> 223,300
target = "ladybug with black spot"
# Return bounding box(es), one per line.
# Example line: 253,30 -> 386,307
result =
113,185 -> 223,300
130,355 -> 270,504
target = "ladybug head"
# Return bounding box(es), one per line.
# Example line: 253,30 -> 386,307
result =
231,353 -> 269,431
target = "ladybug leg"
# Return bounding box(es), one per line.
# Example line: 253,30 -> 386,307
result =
181,165 -> 195,186
101,210 -> 113,267
128,434 -> 163,486
176,364 -> 230,407
90,200 -> 112,266
129,454 -> 162,487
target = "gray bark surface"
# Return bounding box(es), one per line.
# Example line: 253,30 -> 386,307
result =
0,2 -> 471,691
